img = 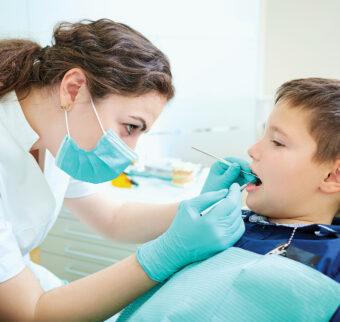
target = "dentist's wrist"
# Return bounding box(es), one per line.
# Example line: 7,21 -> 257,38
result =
136,232 -> 184,283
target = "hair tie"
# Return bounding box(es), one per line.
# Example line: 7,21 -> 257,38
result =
33,45 -> 51,65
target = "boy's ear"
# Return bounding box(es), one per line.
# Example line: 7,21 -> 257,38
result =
320,160 -> 340,193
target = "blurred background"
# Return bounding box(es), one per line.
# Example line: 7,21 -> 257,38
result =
2,0 -> 340,166
1,0 -> 340,283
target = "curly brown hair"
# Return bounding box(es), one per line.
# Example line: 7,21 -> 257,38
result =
0,19 -> 174,100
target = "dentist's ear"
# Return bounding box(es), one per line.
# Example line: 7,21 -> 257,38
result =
59,68 -> 87,108
320,160 -> 340,193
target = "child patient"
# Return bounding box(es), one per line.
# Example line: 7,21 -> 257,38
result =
118,78 -> 340,321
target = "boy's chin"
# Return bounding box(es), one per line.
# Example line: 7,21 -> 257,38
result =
246,198 -> 286,219
246,203 -> 263,214
246,196 -> 271,215
245,195 -> 262,213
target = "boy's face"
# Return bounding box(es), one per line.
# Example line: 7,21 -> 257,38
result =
246,101 -> 331,220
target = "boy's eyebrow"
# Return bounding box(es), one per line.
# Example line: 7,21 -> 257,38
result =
269,125 -> 289,138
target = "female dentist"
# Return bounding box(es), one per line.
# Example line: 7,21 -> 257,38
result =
0,19 -> 247,321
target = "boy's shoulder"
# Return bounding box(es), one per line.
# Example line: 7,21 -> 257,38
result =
239,209 -> 340,282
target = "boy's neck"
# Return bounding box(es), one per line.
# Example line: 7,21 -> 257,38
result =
265,199 -> 338,225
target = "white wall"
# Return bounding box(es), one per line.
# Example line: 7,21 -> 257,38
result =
1,1 -> 261,165
255,0 -> 340,137
2,1 -> 338,165
261,0 -> 340,96
0,1 -> 30,38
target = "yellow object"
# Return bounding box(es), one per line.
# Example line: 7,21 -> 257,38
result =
112,172 -> 132,188
30,247 -> 41,264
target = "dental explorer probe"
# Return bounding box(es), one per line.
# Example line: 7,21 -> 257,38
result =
191,146 -> 260,180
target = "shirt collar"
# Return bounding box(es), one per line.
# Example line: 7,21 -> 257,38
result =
0,91 -> 39,152
242,210 -> 340,237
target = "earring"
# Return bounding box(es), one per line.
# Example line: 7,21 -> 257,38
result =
61,104 -> 71,112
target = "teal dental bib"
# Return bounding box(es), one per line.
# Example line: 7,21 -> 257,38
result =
118,247 -> 339,322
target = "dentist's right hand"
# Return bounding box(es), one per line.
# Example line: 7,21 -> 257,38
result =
137,183 -> 244,282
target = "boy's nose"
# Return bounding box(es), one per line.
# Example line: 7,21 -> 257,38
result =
248,141 -> 261,161
247,146 -> 254,160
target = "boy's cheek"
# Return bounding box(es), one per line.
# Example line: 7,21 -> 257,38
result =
245,182 -> 288,214
269,167 -> 302,191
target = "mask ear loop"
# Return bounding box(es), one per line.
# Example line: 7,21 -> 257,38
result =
90,96 -> 106,135
61,104 -> 72,137
64,110 -> 71,137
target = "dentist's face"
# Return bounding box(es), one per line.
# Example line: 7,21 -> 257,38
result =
39,92 -> 166,159
65,90 -> 166,151
24,68 -> 169,157
246,101 -> 330,220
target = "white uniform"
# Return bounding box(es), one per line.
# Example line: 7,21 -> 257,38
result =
0,91 -> 100,291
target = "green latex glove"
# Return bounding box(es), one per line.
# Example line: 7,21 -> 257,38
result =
136,183 -> 244,282
201,157 -> 257,194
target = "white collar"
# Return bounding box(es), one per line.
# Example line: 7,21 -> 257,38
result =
0,91 -> 39,152
247,213 -> 310,228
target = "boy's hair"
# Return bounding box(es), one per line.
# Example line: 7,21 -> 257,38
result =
275,78 -> 340,163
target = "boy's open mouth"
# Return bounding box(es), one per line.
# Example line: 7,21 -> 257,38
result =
254,177 -> 262,186
246,169 -> 263,192
250,168 -> 262,186
248,169 -> 262,190
246,177 -> 262,193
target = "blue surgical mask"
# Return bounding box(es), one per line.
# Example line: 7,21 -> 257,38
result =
56,97 -> 138,183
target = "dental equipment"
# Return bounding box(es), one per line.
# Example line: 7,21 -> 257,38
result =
191,146 -> 260,181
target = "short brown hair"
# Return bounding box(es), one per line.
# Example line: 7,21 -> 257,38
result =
275,78 -> 340,163
0,19 -> 174,100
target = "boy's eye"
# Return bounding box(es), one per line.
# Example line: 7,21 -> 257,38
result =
125,124 -> 140,135
271,140 -> 285,147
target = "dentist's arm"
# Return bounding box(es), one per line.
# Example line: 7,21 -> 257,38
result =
0,187 -> 244,321
63,159 -> 250,244
0,255 -> 155,322
64,190 -> 179,243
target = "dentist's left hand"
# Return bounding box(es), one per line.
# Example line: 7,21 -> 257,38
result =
136,183 -> 244,282
201,157 -> 256,194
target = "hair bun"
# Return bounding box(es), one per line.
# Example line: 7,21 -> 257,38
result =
53,21 -> 76,47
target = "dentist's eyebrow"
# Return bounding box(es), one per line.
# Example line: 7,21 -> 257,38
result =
269,125 -> 289,138
128,116 -> 147,131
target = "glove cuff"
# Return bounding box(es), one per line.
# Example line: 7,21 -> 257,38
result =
136,233 -> 183,282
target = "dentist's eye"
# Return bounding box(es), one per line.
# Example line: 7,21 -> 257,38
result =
125,124 -> 140,135
271,140 -> 285,147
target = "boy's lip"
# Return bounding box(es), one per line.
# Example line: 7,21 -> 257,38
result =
246,183 -> 261,193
